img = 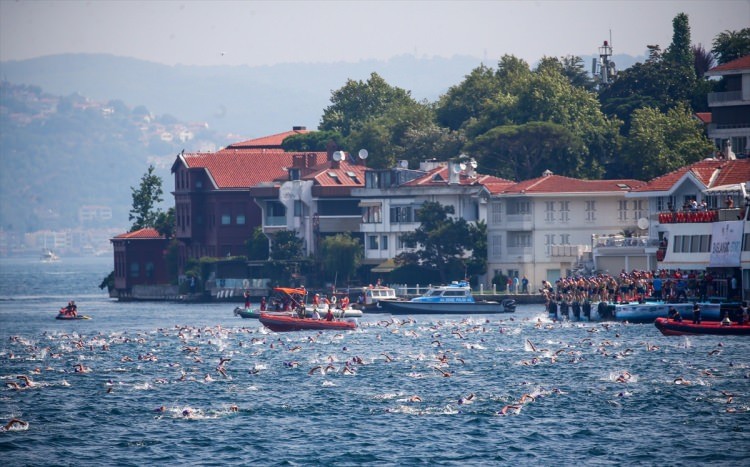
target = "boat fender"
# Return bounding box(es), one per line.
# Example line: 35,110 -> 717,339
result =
331,296 -> 337,304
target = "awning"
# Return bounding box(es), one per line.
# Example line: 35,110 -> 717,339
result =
371,259 -> 396,273
358,201 -> 382,207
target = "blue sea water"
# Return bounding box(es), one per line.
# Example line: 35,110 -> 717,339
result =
1,257 -> 748,465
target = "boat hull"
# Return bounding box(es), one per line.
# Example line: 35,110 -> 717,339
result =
378,299 -> 515,315
613,302 -> 723,323
55,314 -> 91,320
258,313 -> 357,332
234,307 -> 263,319
654,317 -> 750,336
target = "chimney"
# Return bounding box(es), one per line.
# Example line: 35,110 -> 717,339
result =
292,126 -> 306,131
292,154 -> 305,168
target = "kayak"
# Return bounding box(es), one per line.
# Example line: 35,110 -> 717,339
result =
258,313 -> 357,332
654,317 -> 750,336
55,313 -> 91,320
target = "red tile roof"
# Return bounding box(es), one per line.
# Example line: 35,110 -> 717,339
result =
694,112 -> 712,124
631,158 -> 750,192
113,228 -> 164,239
500,174 -> 644,194
227,127 -> 311,149
182,149 -> 326,189
305,160 -> 367,187
401,165 -> 514,193
706,55 -> 750,74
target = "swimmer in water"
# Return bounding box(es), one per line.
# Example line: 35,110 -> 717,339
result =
17,375 -> 35,388
499,404 -> 522,416
2,418 -> 28,431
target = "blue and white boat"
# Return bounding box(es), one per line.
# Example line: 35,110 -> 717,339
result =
378,281 -> 515,315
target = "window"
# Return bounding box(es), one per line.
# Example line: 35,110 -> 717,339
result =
397,235 -> 407,250
744,233 -> 750,252
490,235 -> 502,259
559,201 -> 570,222
618,200 -> 628,221
381,235 -> 388,250
145,262 -> 154,278
490,203 -> 502,224
585,200 -> 596,221
362,205 -> 382,223
294,200 -> 302,217
368,235 -> 379,250
130,262 -> 140,278
221,214 -> 231,225
560,234 -> 570,245
509,232 -> 532,247
657,196 -> 675,212
507,200 -> 530,215
544,234 -> 555,255
390,206 -> 414,223
289,168 -> 300,181
236,215 -> 246,225
545,202 -> 555,222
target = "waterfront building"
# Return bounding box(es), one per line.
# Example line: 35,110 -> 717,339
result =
705,55 -> 750,158
628,158 -> 750,299
249,149 -> 367,257
352,159 -> 513,279
487,171 -> 645,288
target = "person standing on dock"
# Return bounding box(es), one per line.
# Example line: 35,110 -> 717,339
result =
692,304 -> 702,324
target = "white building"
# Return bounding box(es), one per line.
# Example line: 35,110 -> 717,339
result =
487,171 -> 646,288
352,159 -> 513,275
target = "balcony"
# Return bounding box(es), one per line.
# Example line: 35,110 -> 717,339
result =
264,216 -> 286,227
657,208 -> 744,224
593,235 -> 660,248
708,90 -> 745,106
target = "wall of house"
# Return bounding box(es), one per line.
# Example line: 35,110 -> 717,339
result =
487,193 -> 634,287
112,238 -> 170,291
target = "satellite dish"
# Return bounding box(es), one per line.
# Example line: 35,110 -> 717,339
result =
332,151 -> 342,161
470,159 -> 478,169
358,149 -> 368,159
459,162 -> 467,171
637,218 -> 649,230
399,160 -> 408,169
452,163 -> 462,174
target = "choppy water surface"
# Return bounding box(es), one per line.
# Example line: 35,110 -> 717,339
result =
1,257 -> 748,465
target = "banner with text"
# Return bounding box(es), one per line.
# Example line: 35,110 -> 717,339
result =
709,220 -> 744,267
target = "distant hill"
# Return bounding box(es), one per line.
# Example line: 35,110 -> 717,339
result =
0,81 -> 228,233
0,52 -> 644,233
0,53 -> 643,138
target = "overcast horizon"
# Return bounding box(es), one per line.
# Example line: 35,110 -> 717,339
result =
1,1 -> 748,68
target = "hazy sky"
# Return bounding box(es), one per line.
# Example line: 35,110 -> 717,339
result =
1,0 -> 748,67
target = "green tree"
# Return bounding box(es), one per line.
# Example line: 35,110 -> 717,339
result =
467,121 -> 585,181
616,104 -> 714,181
396,201 -> 484,283
246,226 -> 269,260
436,64 -> 504,131
281,130 -> 343,152
270,230 -> 304,261
320,233 -> 362,284
663,13 -> 696,80
319,72 -> 416,137
153,207 -> 175,238
129,165 -> 163,231
712,28 -> 750,64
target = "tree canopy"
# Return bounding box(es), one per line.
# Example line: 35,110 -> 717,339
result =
129,165 -> 164,232
396,201 -> 486,283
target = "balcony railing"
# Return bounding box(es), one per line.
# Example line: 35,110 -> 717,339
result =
593,235 -> 660,248
708,90 -> 744,105
657,208 -> 744,224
